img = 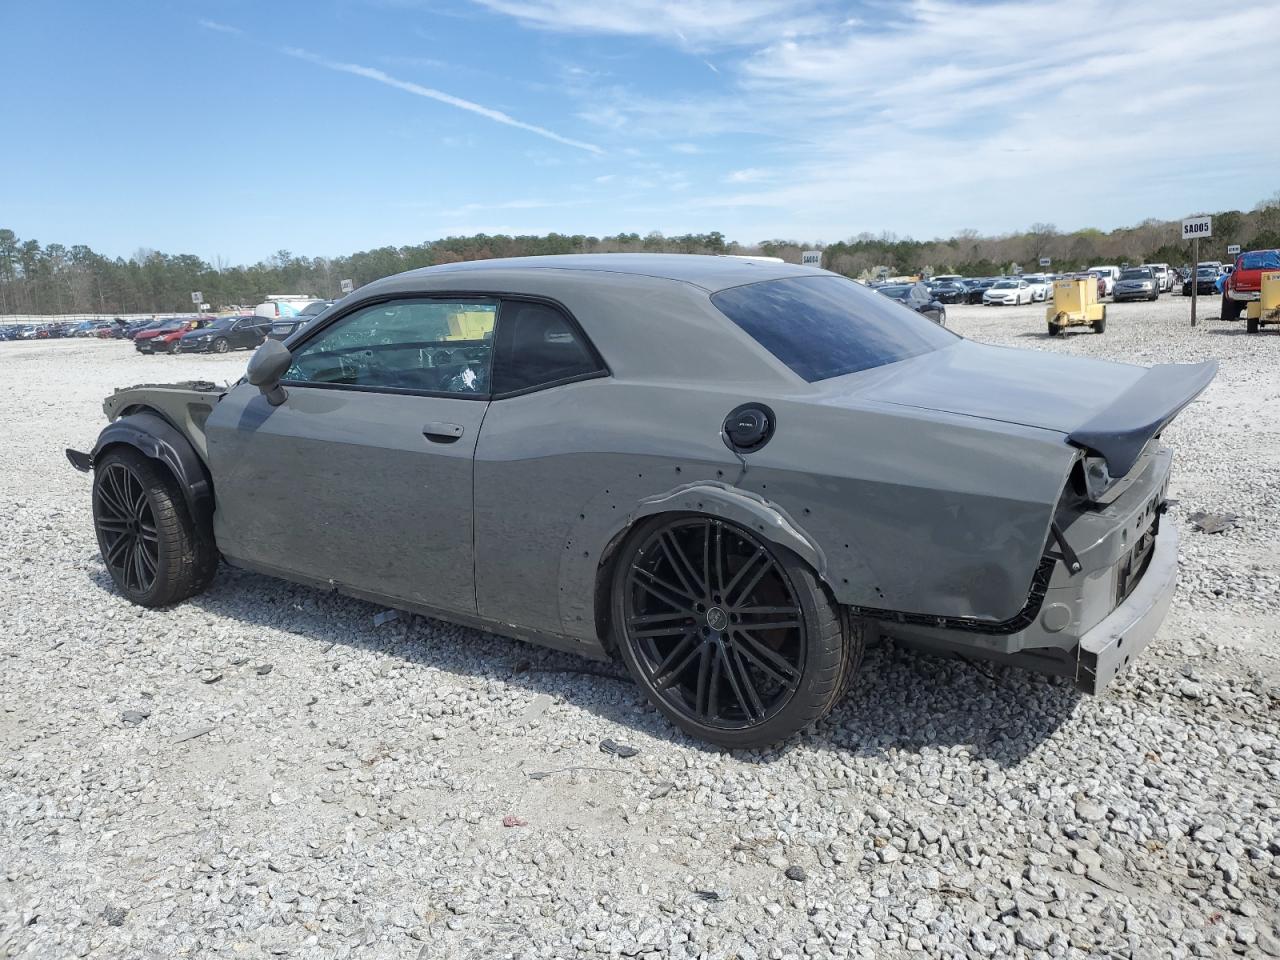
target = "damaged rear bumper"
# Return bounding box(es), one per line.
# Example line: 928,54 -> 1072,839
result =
1074,519 -> 1178,694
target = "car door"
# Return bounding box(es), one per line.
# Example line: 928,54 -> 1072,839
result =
472,299 -> 610,634
204,296 -> 497,614
230,318 -> 252,349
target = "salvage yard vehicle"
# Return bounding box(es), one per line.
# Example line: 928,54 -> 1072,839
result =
1020,274 -> 1052,302
1182,266 -> 1220,297
176,315 -> 270,353
983,278 -> 1033,305
67,255 -> 1215,748
1087,265 -> 1121,297
135,318 -> 202,354
1221,248 -> 1280,321
876,281 -> 946,324
1113,267 -> 1161,302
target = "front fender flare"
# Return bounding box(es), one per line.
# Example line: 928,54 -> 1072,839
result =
86,412 -> 214,523
557,480 -> 832,645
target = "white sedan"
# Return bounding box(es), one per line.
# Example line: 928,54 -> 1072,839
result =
983,278 -> 1034,305
1020,274 -> 1052,302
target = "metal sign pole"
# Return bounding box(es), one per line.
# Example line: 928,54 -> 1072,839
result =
1191,238 -> 1198,327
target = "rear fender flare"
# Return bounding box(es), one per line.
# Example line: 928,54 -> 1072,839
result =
561,480 -> 841,647
90,412 -> 213,523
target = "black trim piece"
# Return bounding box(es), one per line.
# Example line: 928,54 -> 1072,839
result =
1050,521 -> 1082,574
851,555 -> 1057,636
66,448 -> 92,472
491,369 -> 608,401
90,412 -> 214,524
279,379 -> 492,401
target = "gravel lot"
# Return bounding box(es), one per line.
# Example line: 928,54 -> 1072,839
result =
2,298 -> 1278,960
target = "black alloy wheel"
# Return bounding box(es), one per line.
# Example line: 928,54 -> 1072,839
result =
91,449 -> 218,606
214,337 -> 230,353
94,460 -> 160,595
614,515 -> 861,747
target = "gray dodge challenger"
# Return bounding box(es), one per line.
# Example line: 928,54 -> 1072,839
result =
68,255 -> 1216,747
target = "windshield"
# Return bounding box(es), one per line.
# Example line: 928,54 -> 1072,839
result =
880,285 -> 910,299
1120,269 -> 1151,279
711,275 -> 955,382
299,301 -> 329,317
992,280 -> 1017,289
1196,267 -> 1216,277
1240,250 -> 1280,270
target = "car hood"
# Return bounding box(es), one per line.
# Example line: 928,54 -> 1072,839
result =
818,340 -> 1216,476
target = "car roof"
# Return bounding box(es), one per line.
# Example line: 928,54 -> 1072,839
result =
361,253 -> 826,295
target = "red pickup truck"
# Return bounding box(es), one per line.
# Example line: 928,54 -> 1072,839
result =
1222,248 -> 1280,320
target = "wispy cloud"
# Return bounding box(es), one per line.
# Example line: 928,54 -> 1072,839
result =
281,47 -> 603,154
197,19 -> 241,35
469,0 -> 828,49
437,198 -> 589,216
481,0 -> 1280,238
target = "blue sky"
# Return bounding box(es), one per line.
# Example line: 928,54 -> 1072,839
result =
3,1 -> 1277,264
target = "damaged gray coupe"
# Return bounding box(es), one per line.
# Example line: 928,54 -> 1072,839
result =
68,255 -> 1216,747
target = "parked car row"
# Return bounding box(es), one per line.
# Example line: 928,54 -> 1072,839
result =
2,298 -> 336,348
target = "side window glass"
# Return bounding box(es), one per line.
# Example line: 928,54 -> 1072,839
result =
492,301 -> 601,395
285,299 -> 496,395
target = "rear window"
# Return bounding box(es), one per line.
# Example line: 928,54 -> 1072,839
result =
1240,250 -> 1280,270
711,275 -> 955,382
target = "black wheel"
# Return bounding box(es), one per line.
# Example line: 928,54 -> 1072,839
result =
612,515 -> 862,748
1092,309 -> 1107,334
1221,296 -> 1242,321
1246,314 -> 1259,333
167,339 -> 180,354
937,309 -> 946,327
1047,320 -> 1061,336
213,337 -> 230,353
92,448 -> 217,607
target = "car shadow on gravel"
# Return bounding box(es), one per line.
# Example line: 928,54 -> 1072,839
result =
119,565 -> 1081,768
820,641 -> 1082,768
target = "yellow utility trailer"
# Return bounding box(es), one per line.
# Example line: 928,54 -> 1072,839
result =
1245,271 -> 1280,333
1047,277 -> 1106,336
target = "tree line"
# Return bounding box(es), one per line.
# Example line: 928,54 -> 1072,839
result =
2,195 -> 1277,315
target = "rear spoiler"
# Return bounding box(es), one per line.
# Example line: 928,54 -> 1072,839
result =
1067,360 -> 1217,476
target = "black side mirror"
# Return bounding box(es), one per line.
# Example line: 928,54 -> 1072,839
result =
247,339 -> 293,406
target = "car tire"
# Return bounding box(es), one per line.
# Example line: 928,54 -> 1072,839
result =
1246,314 -> 1259,333
937,309 -> 946,327
167,340 -> 180,354
1047,320 -> 1061,336
92,448 -> 218,608
1092,308 -> 1107,334
611,514 -> 863,749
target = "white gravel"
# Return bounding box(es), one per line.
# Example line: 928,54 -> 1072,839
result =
1,299 -> 1278,960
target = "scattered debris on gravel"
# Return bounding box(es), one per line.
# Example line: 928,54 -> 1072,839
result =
1,301 -> 1277,959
